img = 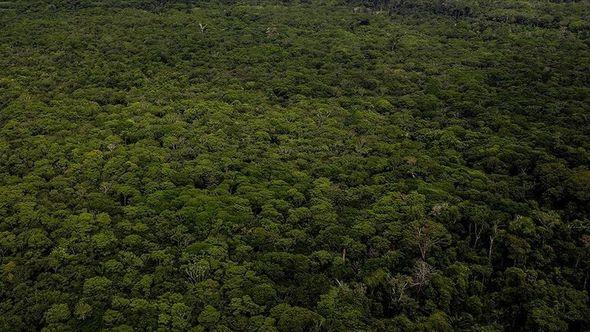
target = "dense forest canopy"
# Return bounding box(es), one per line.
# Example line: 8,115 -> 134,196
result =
1,0 -> 589,331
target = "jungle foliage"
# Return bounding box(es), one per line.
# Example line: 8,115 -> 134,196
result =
0,0 -> 589,331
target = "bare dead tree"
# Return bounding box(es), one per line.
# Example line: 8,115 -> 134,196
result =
389,274 -> 411,303
488,220 -> 502,262
184,259 -> 210,285
473,222 -> 484,249
414,220 -> 446,261
411,260 -> 433,292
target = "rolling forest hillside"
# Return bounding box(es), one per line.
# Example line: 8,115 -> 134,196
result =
0,0 -> 589,330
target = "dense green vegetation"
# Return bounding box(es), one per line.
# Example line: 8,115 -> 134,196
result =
1,0 -> 589,330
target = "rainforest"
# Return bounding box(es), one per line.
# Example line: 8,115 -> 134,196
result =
0,0 -> 589,331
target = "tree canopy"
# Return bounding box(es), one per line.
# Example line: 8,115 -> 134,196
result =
0,0 -> 589,330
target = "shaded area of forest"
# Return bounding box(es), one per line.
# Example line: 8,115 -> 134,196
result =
0,0 -> 589,331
